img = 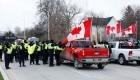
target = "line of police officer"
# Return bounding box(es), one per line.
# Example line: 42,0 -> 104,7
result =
0,40 -> 63,69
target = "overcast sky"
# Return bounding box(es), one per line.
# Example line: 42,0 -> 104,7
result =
0,0 -> 140,32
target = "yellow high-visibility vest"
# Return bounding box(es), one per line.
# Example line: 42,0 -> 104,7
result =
0,45 -> 2,50
7,47 -> 13,54
12,44 -> 17,49
28,44 -> 36,55
48,43 -> 53,49
54,46 -> 63,51
37,46 -> 41,51
45,44 -> 48,49
19,45 -> 22,50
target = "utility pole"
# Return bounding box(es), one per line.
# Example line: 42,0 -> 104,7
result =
47,1 -> 50,40
48,9 -> 50,40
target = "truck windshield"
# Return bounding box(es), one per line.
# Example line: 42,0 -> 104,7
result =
73,41 -> 92,48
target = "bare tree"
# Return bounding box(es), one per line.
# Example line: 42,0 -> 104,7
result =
37,0 -> 80,42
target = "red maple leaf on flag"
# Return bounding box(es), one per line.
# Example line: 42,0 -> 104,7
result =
71,27 -> 82,35
126,27 -> 131,32
111,26 -> 115,32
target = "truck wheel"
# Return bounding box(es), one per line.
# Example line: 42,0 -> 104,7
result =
136,61 -> 140,65
74,57 -> 82,69
97,63 -> 104,69
118,55 -> 126,65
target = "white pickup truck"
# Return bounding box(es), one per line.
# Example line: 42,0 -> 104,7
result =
109,41 -> 140,65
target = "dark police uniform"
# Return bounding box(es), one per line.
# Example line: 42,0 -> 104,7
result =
42,41 -> 48,64
18,43 -> 26,67
0,43 -> 3,61
54,43 -> 63,66
35,43 -> 41,65
48,41 -> 54,66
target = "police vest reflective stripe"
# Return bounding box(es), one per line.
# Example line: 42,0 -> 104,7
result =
48,43 -> 53,49
28,45 -> 36,55
0,45 -> 2,50
7,47 -> 13,54
45,44 -> 48,49
37,46 -> 41,51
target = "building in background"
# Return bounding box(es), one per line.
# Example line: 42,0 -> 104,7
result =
91,16 -> 115,42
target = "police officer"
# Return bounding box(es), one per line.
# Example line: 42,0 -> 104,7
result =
42,41 -> 48,64
28,42 -> 36,65
54,43 -> 63,66
18,43 -> 26,67
4,42 -> 13,69
24,40 -> 29,60
11,42 -> 17,62
0,42 -> 3,62
35,42 -> 41,65
48,40 -> 54,66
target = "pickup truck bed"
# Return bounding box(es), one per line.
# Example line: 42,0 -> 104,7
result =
61,40 -> 110,69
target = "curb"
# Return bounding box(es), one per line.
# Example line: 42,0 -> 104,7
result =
0,63 -> 10,80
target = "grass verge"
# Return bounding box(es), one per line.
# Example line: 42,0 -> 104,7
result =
0,72 -> 4,80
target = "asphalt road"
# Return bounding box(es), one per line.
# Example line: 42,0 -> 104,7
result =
0,61 -> 140,80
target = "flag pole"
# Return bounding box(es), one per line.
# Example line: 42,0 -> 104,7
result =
90,18 -> 93,41
136,20 -> 138,40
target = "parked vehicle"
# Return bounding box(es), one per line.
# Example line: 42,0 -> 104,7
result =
109,41 -> 140,65
61,40 -> 110,69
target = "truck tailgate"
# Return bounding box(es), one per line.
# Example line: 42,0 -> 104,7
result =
83,48 -> 109,58
131,49 -> 140,56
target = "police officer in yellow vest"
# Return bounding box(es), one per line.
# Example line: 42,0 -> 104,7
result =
28,42 -> 36,65
35,42 -> 41,65
24,40 -> 29,60
0,42 -> 3,62
11,42 -> 18,62
11,42 -> 17,62
4,42 -> 13,69
18,43 -> 26,67
42,41 -> 49,64
54,43 -> 63,66
48,40 -> 54,66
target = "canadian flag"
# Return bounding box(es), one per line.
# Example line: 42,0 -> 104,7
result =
62,18 -> 92,44
122,23 -> 136,35
106,18 -> 121,36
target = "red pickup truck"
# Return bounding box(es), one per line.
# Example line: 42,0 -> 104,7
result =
61,40 -> 110,69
